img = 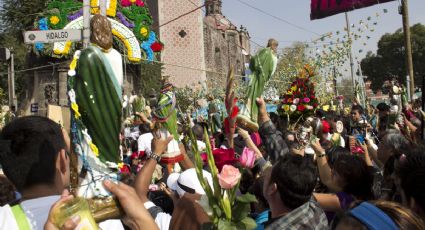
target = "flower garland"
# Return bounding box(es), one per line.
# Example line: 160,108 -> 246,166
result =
35,18 -> 49,51
116,12 -> 134,28
141,31 -> 156,62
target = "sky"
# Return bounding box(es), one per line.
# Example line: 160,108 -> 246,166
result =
222,0 -> 425,62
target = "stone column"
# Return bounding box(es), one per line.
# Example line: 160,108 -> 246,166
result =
58,62 -> 70,106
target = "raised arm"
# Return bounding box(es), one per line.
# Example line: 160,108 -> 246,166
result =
134,135 -> 173,203
311,140 -> 339,192
256,98 -> 288,163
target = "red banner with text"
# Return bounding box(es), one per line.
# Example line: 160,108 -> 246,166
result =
311,0 -> 395,20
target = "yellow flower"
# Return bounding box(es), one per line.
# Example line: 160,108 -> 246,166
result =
118,162 -> 124,169
89,142 -> 99,157
283,104 -> 290,112
130,0 -> 136,2
50,16 -> 60,25
291,86 -> 297,92
71,103 -> 81,119
140,27 -> 148,37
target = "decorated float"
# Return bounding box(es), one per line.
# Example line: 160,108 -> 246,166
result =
32,0 -> 163,62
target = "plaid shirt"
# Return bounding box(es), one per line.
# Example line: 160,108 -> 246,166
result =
265,198 -> 329,230
259,120 -> 289,163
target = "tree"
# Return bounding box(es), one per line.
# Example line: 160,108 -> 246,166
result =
272,42 -> 311,91
361,23 -> 425,92
0,0 -> 50,103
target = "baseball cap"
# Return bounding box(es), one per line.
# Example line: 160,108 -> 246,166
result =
169,168 -> 213,197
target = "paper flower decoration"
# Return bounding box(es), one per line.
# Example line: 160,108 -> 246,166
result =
121,0 -> 144,7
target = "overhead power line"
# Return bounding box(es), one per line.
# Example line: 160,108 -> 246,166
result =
233,0 -> 322,36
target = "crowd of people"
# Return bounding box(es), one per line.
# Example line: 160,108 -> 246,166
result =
1,95 -> 425,230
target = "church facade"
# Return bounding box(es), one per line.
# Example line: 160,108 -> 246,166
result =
146,0 -> 251,89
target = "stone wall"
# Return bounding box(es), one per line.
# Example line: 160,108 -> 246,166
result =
203,21 -> 251,89
155,0 -> 206,88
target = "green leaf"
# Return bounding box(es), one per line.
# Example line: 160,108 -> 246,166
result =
231,202 -> 250,222
218,219 -> 238,230
241,217 -> 257,230
236,193 -> 257,203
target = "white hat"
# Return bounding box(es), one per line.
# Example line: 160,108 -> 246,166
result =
167,172 -> 180,191
172,168 -> 213,197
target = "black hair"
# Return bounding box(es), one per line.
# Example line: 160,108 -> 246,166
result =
139,123 -> 151,134
270,154 -> 317,210
396,146 -> 425,215
333,154 -> 374,200
0,116 -> 66,191
192,124 -> 204,141
351,105 -> 364,115
148,190 -> 174,214
130,139 -> 138,153
0,175 -> 17,206
326,146 -> 351,168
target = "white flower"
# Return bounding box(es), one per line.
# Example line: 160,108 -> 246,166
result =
74,50 -> 81,59
68,69 -> 76,77
290,105 -> 297,112
68,90 -> 76,103
1,106 -> 9,113
129,95 -> 138,104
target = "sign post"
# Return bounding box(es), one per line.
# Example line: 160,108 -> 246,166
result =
24,29 -> 82,44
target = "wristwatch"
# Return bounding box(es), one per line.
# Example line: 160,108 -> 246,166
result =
149,152 -> 162,163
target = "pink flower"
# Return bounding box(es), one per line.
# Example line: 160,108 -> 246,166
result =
306,105 -> 314,110
293,98 -> 300,105
240,147 -> 256,168
217,165 -> 241,189
303,97 -> 310,103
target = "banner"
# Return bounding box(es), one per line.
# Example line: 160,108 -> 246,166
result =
311,0 -> 395,20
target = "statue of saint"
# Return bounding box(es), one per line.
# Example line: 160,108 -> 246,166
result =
69,14 -> 125,211
237,39 -> 278,131
74,14 -> 123,165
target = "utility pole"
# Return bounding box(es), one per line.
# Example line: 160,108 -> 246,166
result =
345,12 -> 356,92
7,49 -> 16,109
100,0 -> 107,15
401,0 -> 415,99
83,0 -> 90,48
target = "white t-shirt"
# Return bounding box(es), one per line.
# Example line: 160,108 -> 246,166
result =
144,201 -> 171,230
138,133 -> 154,153
0,195 -> 124,230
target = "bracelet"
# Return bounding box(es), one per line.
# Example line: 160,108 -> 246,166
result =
149,152 -> 162,163
317,152 -> 326,158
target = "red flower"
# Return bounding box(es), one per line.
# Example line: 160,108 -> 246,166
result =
121,0 -> 144,7
313,103 -> 318,108
151,42 -> 162,52
201,148 -> 237,172
297,105 -> 305,111
310,95 -> 316,99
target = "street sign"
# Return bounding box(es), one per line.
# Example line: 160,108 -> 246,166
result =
31,103 -> 39,113
0,48 -> 10,61
24,29 -> 82,44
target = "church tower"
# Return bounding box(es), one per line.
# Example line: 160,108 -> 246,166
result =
206,0 -> 222,16
146,0 -> 206,88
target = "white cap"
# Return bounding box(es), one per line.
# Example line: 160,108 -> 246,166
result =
166,172 -> 180,191
171,168 -> 213,197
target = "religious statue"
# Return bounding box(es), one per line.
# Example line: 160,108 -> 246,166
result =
237,39 -> 278,132
68,14 -> 124,221
152,79 -> 183,165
